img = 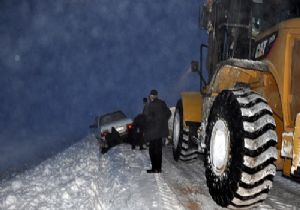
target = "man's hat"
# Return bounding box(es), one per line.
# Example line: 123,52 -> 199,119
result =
150,89 -> 158,96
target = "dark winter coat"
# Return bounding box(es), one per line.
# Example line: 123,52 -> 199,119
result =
106,127 -> 122,148
133,114 -> 146,131
143,98 -> 171,141
129,114 -> 146,146
131,114 -> 146,147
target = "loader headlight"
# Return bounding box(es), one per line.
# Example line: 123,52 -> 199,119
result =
281,132 -> 293,159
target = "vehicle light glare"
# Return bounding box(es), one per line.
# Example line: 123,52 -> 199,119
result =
116,127 -> 124,132
127,124 -> 133,130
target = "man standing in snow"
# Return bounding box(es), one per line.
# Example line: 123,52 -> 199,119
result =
143,89 -> 171,173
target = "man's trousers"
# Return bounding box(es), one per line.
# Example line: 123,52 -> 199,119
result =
149,138 -> 163,170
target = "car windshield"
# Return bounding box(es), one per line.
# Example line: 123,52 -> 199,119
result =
99,111 -> 127,125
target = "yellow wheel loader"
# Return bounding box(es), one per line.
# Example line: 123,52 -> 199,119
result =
172,0 -> 300,208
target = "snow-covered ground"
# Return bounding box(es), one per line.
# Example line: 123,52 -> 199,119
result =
0,135 -> 101,210
1,135 -> 300,210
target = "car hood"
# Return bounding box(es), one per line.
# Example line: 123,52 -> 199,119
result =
100,118 -> 133,132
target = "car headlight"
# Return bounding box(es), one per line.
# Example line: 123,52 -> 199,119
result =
116,126 -> 125,132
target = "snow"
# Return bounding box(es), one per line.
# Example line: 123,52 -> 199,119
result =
0,135 -> 101,210
1,135 -> 300,210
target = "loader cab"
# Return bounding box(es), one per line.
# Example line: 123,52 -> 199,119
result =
198,0 -> 300,85
251,0 -> 300,38
199,0 -> 252,82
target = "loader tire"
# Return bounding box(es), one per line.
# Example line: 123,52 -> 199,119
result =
172,99 -> 198,162
205,88 -> 277,209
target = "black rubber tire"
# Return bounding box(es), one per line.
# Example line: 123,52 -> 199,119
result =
205,88 -> 277,209
172,100 -> 198,162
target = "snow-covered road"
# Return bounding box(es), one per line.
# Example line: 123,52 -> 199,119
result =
162,145 -> 300,210
1,135 -> 300,210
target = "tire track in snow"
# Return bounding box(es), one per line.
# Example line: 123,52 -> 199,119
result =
264,172 -> 300,209
154,173 -> 185,210
162,146 -> 223,210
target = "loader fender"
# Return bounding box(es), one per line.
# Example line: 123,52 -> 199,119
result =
180,92 -> 203,125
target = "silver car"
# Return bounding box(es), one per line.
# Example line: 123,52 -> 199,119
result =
91,111 -> 133,150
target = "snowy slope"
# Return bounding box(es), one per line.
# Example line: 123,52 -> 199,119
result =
1,135 -> 300,210
0,135 -> 102,210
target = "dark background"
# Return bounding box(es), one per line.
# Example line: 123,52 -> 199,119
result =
0,0 -> 206,177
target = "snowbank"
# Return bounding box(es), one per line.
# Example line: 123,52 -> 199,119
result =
0,135 -> 102,210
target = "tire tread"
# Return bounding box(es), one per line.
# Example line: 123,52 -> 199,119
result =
205,88 -> 277,208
